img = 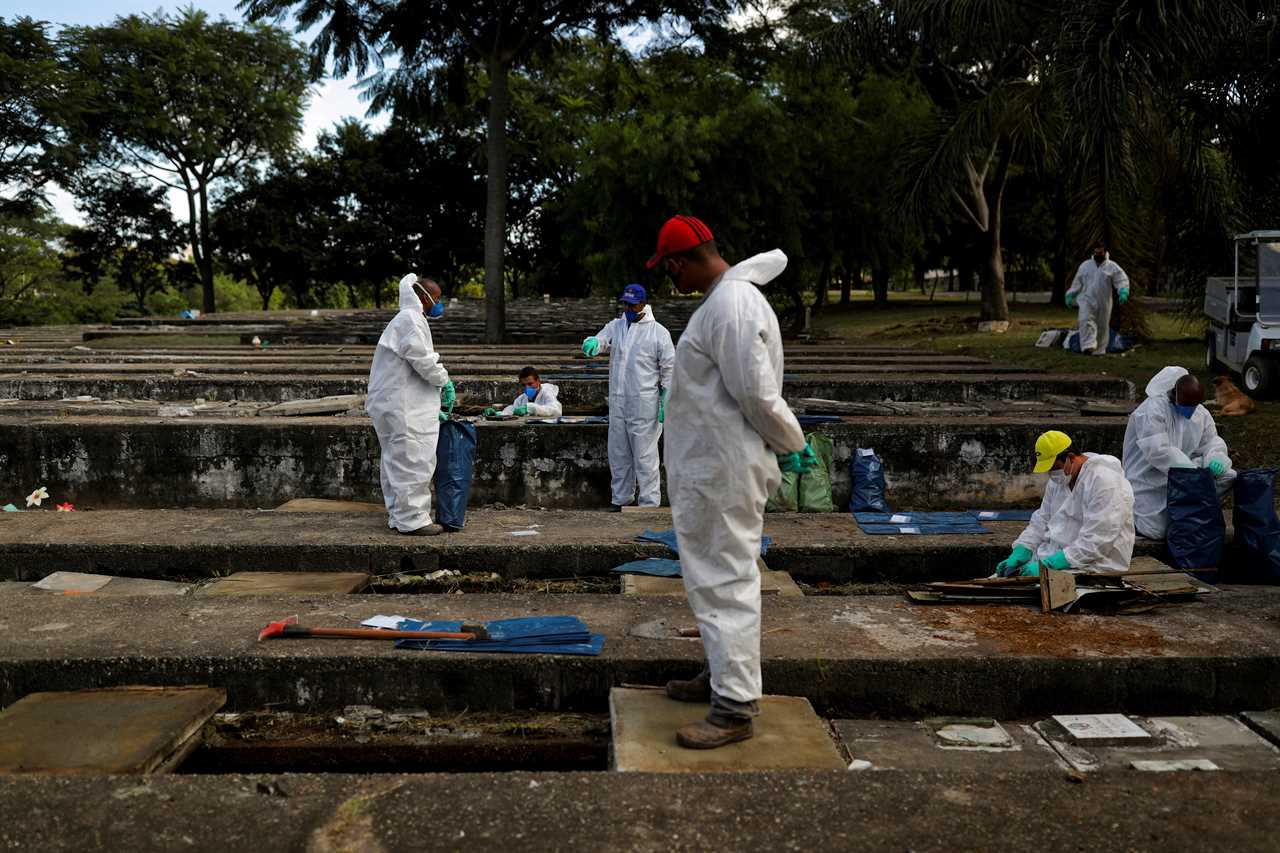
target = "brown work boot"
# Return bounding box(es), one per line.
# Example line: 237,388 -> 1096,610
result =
676,716 -> 753,750
399,524 -> 444,536
666,670 -> 712,703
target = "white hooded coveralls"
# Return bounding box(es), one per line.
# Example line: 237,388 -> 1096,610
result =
1013,453 -> 1136,573
1066,254 -> 1129,352
592,305 -> 675,507
365,275 -> 450,532
499,382 -> 563,418
666,250 -> 806,705
1122,366 -> 1235,539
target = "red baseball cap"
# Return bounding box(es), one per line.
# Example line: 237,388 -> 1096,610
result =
646,215 -> 714,269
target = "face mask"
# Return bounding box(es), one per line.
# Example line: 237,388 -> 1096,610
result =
427,300 -> 444,319
1049,469 -> 1067,486
1174,403 -> 1196,419
1093,254 -> 1105,265
624,309 -> 639,324
523,386 -> 538,401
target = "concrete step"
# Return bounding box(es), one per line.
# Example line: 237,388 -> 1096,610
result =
1,590 -> 1277,716
0,415 -> 1131,510
1,769 -> 1277,851
0,509 -> 1169,582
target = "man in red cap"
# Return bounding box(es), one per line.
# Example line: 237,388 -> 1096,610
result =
651,215 -> 816,749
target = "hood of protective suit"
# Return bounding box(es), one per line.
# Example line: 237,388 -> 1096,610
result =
725,250 -> 788,286
1084,452 -> 1125,479
1145,366 -> 1189,399
629,304 -> 655,324
398,274 -> 422,312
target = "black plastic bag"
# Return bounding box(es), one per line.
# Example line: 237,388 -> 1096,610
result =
435,420 -> 477,531
1166,467 -> 1225,570
849,447 -> 892,513
1231,468 -> 1280,583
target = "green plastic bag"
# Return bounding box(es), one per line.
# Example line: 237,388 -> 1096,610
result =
798,433 -> 836,512
766,470 -> 799,513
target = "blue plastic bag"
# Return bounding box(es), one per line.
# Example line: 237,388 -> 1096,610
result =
1230,469 -> 1280,583
1065,327 -> 1136,354
434,420 -> 477,531
849,447 -> 891,513
1166,467 -> 1225,570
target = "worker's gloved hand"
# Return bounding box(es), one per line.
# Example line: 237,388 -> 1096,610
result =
778,444 -> 820,475
440,380 -> 456,407
1065,292 -> 1076,308
482,407 -> 498,417
800,442 -> 820,472
1118,287 -> 1130,305
582,337 -> 600,357
1019,560 -> 1042,578
514,400 -> 528,416
996,545 -> 1034,578
1042,550 -> 1071,572
1207,458 -> 1228,477
658,389 -> 666,424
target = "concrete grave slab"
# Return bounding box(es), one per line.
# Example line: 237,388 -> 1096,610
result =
834,719 -> 1064,772
198,572 -> 370,596
30,572 -> 189,596
32,571 -> 111,594
274,498 -> 384,513
1036,715 -> 1280,772
1240,710 -> 1280,748
0,686 -> 225,774
1053,713 -> 1155,746
622,570 -> 803,597
609,687 -> 844,773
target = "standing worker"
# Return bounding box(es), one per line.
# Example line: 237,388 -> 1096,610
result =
365,273 -> 456,536
1123,366 -> 1235,539
581,283 -> 675,510
650,215 -> 816,749
1065,240 -> 1130,355
996,430 -> 1135,577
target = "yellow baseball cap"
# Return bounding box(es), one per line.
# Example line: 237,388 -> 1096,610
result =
1033,430 -> 1072,473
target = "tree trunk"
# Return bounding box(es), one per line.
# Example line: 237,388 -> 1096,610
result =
979,145 -> 1013,323
814,256 -> 831,312
1051,184 -> 1069,306
839,265 -> 852,305
483,58 -> 511,343
872,265 -> 889,307
197,183 -> 216,314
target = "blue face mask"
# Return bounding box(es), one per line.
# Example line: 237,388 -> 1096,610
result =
524,386 -> 538,401
624,309 -> 639,324
427,301 -> 444,319
1174,403 -> 1196,419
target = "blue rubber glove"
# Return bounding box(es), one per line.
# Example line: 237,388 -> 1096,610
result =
1118,287 -> 1129,305
1065,292 -> 1076,308
440,380 -> 456,407
582,337 -> 600,357
1042,550 -> 1071,572
1020,560 -> 1042,578
1208,458 -> 1227,477
996,545 -> 1034,578
658,389 -> 666,424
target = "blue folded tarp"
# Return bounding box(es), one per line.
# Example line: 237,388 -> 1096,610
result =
853,511 -> 991,535
525,416 -> 610,425
611,558 -> 682,577
636,529 -> 771,556
967,509 -> 1036,522
796,415 -> 843,425
857,522 -> 993,535
395,615 -> 605,656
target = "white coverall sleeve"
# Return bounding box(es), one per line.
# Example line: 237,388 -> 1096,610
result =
1062,470 -> 1129,569
1066,265 -> 1086,301
712,300 -> 806,454
499,396 -> 518,417
1191,412 -> 1231,468
593,321 -> 615,355
1111,264 -> 1129,293
528,386 -> 562,418
1013,486 -> 1054,553
395,324 -> 449,387
1134,404 -> 1193,471
658,328 -> 675,391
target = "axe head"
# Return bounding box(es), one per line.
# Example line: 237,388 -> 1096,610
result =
257,614 -> 300,642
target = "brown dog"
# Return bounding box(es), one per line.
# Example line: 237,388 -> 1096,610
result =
1213,375 -> 1256,416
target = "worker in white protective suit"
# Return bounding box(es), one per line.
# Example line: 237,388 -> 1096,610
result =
1123,366 -> 1235,539
365,273 -> 456,535
647,214 -> 816,750
994,430 -> 1135,577
483,366 -> 563,418
1065,241 -> 1130,355
581,283 -> 675,509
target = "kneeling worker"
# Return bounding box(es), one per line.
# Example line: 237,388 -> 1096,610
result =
1123,366 -> 1234,539
996,430 -> 1135,577
483,367 -> 563,418
366,273 -> 456,536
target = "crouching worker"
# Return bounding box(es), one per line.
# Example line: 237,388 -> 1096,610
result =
365,273 -> 456,536
996,430 -> 1135,577
483,366 -> 563,418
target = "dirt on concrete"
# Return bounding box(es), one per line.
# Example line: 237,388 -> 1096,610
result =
913,602 -> 1169,657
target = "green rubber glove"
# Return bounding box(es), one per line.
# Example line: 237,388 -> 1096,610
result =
996,545 -> 1034,578
1208,458 -> 1227,477
1118,287 -> 1130,305
514,400 -> 528,416
658,389 -> 666,424
1065,292 -> 1076,308
582,337 -> 600,357
439,398 -> 454,423
482,407 -> 498,417
440,380 -> 456,407
1042,550 -> 1071,572
777,451 -> 805,474
1019,560 -> 1042,578
799,442 -> 820,473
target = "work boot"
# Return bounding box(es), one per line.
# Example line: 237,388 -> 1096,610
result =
676,714 -> 753,750
609,504 -> 624,512
400,524 -> 444,536
666,669 -> 712,703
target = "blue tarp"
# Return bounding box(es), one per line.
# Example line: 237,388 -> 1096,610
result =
796,415 -> 843,425
610,558 -> 682,577
857,522 -> 993,535
636,528 -> 771,556
853,511 -> 992,535
525,416 -> 610,425
967,509 -> 1037,522
1065,327 -> 1137,354
395,616 -> 605,656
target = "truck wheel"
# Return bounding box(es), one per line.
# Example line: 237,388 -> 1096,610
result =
1205,333 -> 1223,374
1242,354 -> 1277,398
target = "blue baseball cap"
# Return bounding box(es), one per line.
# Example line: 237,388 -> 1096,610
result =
620,283 -> 647,305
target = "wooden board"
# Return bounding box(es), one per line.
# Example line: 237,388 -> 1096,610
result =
0,686 -> 225,774
1040,569 -> 1077,612
199,571 -> 370,595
